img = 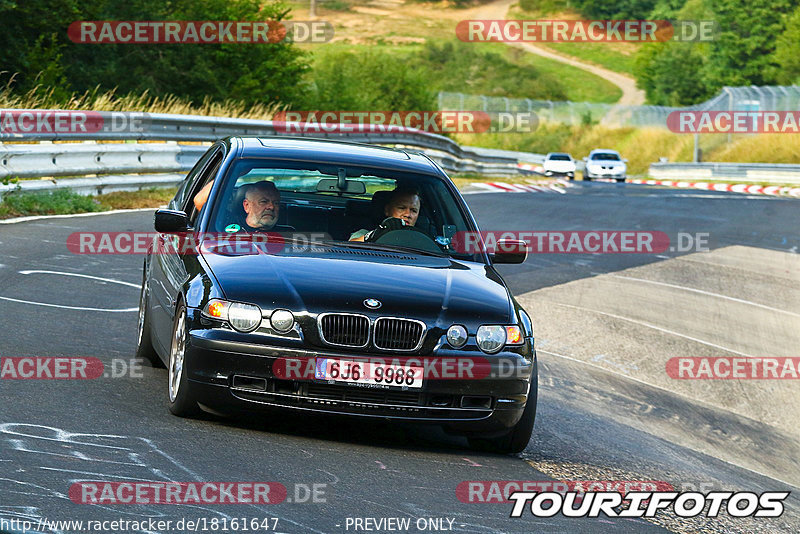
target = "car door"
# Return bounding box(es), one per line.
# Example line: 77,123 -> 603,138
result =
150,145 -> 225,352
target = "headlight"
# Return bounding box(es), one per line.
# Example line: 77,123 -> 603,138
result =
203,299 -> 263,333
269,309 -> 295,333
447,325 -> 468,348
228,302 -> 262,332
476,325 -> 506,354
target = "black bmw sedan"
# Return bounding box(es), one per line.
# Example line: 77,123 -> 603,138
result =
136,136 -> 537,453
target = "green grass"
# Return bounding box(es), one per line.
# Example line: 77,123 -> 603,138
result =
537,42 -> 637,75
0,189 -> 103,218
0,187 -> 176,219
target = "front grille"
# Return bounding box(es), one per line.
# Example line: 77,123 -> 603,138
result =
373,318 -> 424,351
307,383 -> 420,405
319,313 -> 369,347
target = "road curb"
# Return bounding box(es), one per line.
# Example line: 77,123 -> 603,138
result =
629,178 -> 800,197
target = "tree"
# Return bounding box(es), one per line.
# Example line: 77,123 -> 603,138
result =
704,0 -> 794,87
773,6 -> 800,84
634,42 -> 713,105
2,0 -> 309,107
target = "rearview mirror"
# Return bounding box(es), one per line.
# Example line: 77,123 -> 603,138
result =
316,178 -> 366,194
154,209 -> 190,233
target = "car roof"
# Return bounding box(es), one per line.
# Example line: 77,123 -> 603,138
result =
589,148 -> 620,155
229,136 -> 443,176
546,152 -> 571,157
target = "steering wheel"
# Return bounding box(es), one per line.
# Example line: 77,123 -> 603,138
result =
372,226 -> 444,254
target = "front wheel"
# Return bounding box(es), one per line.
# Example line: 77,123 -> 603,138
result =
616,177 -> 626,183
167,302 -> 199,417
135,276 -> 164,368
469,364 -> 538,454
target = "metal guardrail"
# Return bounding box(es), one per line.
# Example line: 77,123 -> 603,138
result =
649,162 -> 800,185
0,111 -> 543,200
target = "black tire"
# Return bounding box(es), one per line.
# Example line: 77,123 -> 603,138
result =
616,178 -> 626,183
167,302 -> 199,417
135,275 -> 164,368
583,174 -> 592,182
469,363 -> 538,454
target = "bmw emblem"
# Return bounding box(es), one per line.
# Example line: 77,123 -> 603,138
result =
363,298 -> 382,310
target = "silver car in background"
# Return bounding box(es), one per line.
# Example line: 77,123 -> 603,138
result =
582,149 -> 627,182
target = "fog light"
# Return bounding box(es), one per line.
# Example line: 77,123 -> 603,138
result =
270,309 -> 295,333
446,325 -> 468,348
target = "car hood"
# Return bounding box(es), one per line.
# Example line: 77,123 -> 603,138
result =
200,241 -> 513,324
544,160 -> 576,171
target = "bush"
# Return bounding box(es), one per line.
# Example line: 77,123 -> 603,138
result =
301,49 -> 435,111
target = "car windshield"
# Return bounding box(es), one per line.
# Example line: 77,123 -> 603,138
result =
592,153 -> 621,161
548,154 -> 571,161
206,158 -> 481,261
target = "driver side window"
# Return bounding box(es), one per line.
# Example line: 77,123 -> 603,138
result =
184,149 -> 224,226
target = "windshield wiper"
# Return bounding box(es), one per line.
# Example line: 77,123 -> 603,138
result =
325,240 -> 448,258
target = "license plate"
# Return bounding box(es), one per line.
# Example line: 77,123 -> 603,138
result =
314,358 -> 423,389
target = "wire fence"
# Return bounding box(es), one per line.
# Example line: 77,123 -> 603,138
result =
438,86 -> 800,128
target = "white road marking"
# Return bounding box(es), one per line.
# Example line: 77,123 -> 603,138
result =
0,296 -> 137,312
0,207 -> 158,225
18,270 -> 140,288
547,301 -> 759,358
596,272 -> 800,318
0,270 -> 139,312
538,348 -> 800,491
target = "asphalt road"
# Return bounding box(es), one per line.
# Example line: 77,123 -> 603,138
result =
1,181 -> 798,534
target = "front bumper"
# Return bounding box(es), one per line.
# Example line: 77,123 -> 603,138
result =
544,169 -> 575,177
585,168 -> 626,179
184,327 -> 536,435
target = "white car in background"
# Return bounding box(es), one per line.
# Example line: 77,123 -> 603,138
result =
542,152 -> 576,179
583,149 -> 627,182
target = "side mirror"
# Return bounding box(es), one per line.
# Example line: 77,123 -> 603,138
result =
155,209 -> 190,233
491,239 -> 527,264
622,158 -> 629,163
582,157 -> 588,161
